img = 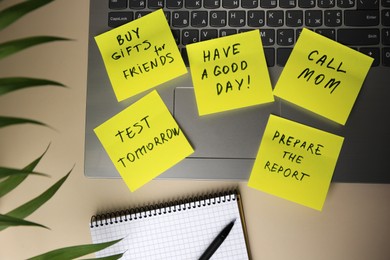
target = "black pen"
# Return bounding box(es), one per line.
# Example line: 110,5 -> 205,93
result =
198,219 -> 236,260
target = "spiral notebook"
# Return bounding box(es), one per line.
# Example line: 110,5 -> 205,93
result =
89,190 -> 250,259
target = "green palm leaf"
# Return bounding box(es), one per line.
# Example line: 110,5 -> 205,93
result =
28,239 -> 123,260
0,145 -> 50,197
0,214 -> 48,229
0,167 -> 48,179
82,253 -> 126,260
0,116 -> 47,128
0,36 -> 69,60
0,170 -> 71,231
0,77 -> 65,95
0,2 -> 125,260
0,0 -> 56,30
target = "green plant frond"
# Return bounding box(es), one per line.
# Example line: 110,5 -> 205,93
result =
0,214 -> 48,229
0,77 -> 65,95
0,116 -> 47,128
0,0 -> 56,30
82,252 -> 126,260
27,239 -> 123,260
0,167 -> 48,179
2,170 -> 72,227
0,144 -> 50,198
0,36 -> 70,60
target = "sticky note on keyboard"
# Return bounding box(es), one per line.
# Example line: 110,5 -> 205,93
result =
273,28 -> 373,125
186,30 -> 274,116
94,9 -> 187,102
94,90 -> 194,192
248,114 -> 344,211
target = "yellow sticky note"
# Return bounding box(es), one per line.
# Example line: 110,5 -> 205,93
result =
94,90 -> 194,192
94,9 -> 187,102
274,28 -> 373,125
187,30 -> 274,116
248,115 -> 344,211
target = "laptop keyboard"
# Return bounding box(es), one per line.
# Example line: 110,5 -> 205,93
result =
108,0 -> 390,67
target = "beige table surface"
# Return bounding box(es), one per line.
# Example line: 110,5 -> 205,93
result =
0,1 -> 389,259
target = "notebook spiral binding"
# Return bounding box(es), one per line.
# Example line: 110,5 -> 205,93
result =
90,189 -> 239,228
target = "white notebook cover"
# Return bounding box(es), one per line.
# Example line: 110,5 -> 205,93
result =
89,191 -> 250,259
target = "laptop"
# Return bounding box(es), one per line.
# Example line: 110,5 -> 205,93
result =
85,0 -> 390,183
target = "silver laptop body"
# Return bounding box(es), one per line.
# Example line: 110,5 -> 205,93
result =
85,0 -> 390,183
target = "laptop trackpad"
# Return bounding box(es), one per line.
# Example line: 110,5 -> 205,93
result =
173,87 -> 281,159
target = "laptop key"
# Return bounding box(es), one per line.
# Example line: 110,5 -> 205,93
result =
204,0 -> 221,8
338,29 -> 380,45
276,29 -> 295,46
318,0 -> 335,8
345,10 -> 379,26
108,12 -> 133,27
359,47 -> 380,66
277,48 -> 293,66
135,11 -> 151,19
383,10 -> 390,26
185,0 -> 202,9
229,11 -> 246,27
280,0 -> 296,8
261,0 -> 277,8
315,28 -> 336,40
129,0 -> 146,9
296,28 -> 303,40
277,29 -> 294,46
200,29 -> 218,41
172,11 -> 190,27
219,29 -> 237,37
191,11 -> 208,27
264,48 -> 275,67
357,0 -> 379,9
242,0 -> 259,8
148,0 -> 164,9
171,29 -> 181,45
298,0 -> 316,8
109,0 -> 127,9
286,10 -> 303,27
305,10 -> 323,27
383,48 -> 390,66
248,11 -> 265,27
337,0 -> 355,8
222,0 -> 240,9
324,10 -> 342,26
267,10 -> 284,27
260,29 -> 276,46
383,28 -> 390,45
210,11 -> 227,27
182,29 -> 199,45
166,0 -> 184,9
383,0 -> 390,7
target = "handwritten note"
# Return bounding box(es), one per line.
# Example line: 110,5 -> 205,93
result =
248,115 -> 344,211
94,9 -> 187,102
94,90 -> 194,192
186,30 -> 274,116
273,28 -> 373,125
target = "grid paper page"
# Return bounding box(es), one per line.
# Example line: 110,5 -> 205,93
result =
90,193 -> 249,259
